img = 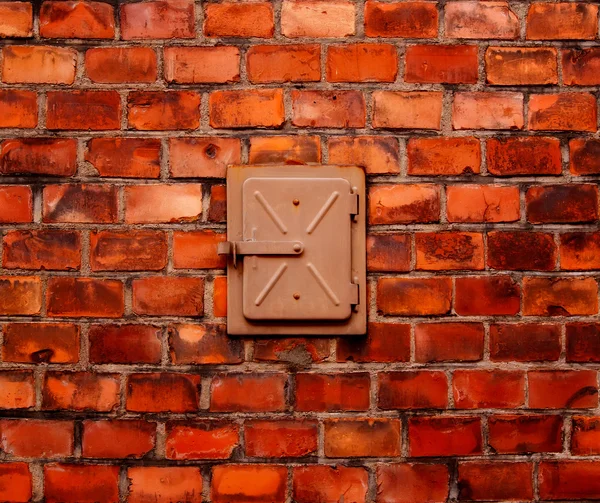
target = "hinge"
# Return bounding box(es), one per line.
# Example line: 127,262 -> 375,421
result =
350,279 -> 359,307
349,192 -> 359,217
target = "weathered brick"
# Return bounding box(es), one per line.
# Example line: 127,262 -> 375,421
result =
86,138 -> 161,178
166,421 -> 239,460
0,2 -> 32,37
405,45 -> 478,84
337,322 -> 411,363
254,338 -> 330,364
0,463 -> 31,503
567,323 -> 600,363
248,45 -> 320,83
211,374 -> 287,412
376,464 -> 449,503
365,1 -> 438,38
89,324 -> 162,364
369,184 -> 440,224
367,233 -> 410,272
40,1 -> 115,39
205,2 -> 274,38
3,230 -> 80,271
2,323 -> 80,364
128,91 -> 201,130
523,277 -> 598,316
45,464 -> 119,503
486,47 -> 558,85
296,373 -> 370,411
2,46 -> 76,84
415,323 -> 484,363
173,230 -> 226,269
445,1 -> 519,39
329,136 -> 399,174
0,371 -> 35,409
527,3 -> 598,40
379,371 -> 448,410
455,276 -> 521,316
408,137 -> 480,176
132,277 -> 204,316
210,89 -> 284,128
563,48 -> 600,86
292,90 -> 366,128
90,230 -> 166,271
0,90 -> 37,128
126,373 -> 201,413
250,136 -> 320,165
377,277 -> 452,316
526,185 -> 598,224
488,414 -> 563,454
42,372 -> 120,411
128,467 -> 203,503
120,0 -> 195,39
327,44 -> 397,82
490,323 -> 561,362
82,420 -> 155,458
282,0 -> 355,38
0,419 -> 74,458
416,232 -> 484,271
46,277 -> 124,318
0,276 -> 42,316
529,93 -> 597,132
409,417 -> 482,457
0,186 -> 32,223
529,370 -> 598,409
453,370 -> 526,409
43,184 -> 118,223
539,462 -> 600,500
169,323 -> 243,365
212,465 -> 286,503
453,92 -> 524,130
325,419 -> 401,457
170,137 -> 240,178
458,462 -> 533,501
85,47 -> 157,83
446,185 -> 520,223
165,46 -> 240,84
245,420 -> 318,458
294,466 -> 368,503
487,137 -> 562,176
560,232 -> 600,270
570,139 -> 600,175
488,231 -> 557,271
572,417 -> 600,455
125,184 -> 202,223
47,91 -> 121,130
1,138 -> 76,176
372,91 -> 442,129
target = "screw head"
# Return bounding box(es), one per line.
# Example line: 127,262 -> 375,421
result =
293,293 -> 300,300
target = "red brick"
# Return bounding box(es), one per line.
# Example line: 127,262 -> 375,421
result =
170,138 -> 240,178
372,91 -> 442,129
327,44 -> 397,82
379,371 -> 448,410
86,47 -> 157,83
0,90 -> 37,128
292,90 -> 366,128
486,47 -> 558,85
2,323 -> 79,364
0,419 -> 74,458
529,93 -> 597,132
127,373 -> 201,413
90,230 -> 167,271
3,230 -> 81,271
173,230 -> 226,269
367,233 -> 410,272
210,89 -> 284,128
453,92 -> 524,130
89,324 -> 162,364
294,466 -> 368,503
444,1 -> 519,39
0,276 -> 42,316
563,48 -> 600,86
245,420 -> 318,458
458,462 -> 533,501
132,277 -> 204,316
409,417 -> 482,457
570,138 -> 600,175
125,184 -> 203,223
47,277 -> 123,318
43,184 -> 117,223
86,138 -> 160,178
45,464 -> 119,503
406,45 -> 478,84
46,91 -> 121,130
446,185 -> 520,223
453,370 -> 525,409
523,277 -> 598,316
0,186 -> 32,223
416,232 -> 484,271
208,185 -> 227,224
128,91 -> 201,130
527,184 -> 598,224
567,323 -> 600,363
42,372 -> 119,411
211,374 -> 287,412
572,416 -> 600,455
455,276 -> 521,316
169,323 -> 243,365
2,46 -> 76,84
250,136 -> 321,165
527,3 -> 598,40
82,420 -> 155,458
488,231 -> 557,271
296,373 -> 370,411
120,0 -> 195,39
488,414 -> 563,454
128,467 -> 203,503
0,2 -> 32,37
1,138 -> 76,176
165,46 -> 240,84
166,421 -> 239,460
376,463 -> 449,503
377,277 -> 452,316
561,231 -> 600,270
40,1 -> 115,39
212,276 -> 227,317
408,137 -> 480,176
329,136 -> 399,174
539,462 -> 600,500
0,463 -> 31,503
212,465 -> 286,503
487,137 -> 562,176
325,419 -> 401,457
248,45 -> 320,83
282,0 -> 355,38
490,323 -> 561,362
254,338 -> 330,364
205,2 -> 274,38
0,371 -> 35,409
369,184 -> 440,224
338,322 -> 411,363
415,323 -> 484,363
529,370 -> 598,409
365,1 -> 438,38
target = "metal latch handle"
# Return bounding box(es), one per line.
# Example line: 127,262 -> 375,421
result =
218,240 -> 304,268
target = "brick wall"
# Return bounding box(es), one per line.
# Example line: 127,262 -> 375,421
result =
1,0 -> 600,501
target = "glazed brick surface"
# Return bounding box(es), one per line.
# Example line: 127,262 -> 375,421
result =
0,1 -> 599,501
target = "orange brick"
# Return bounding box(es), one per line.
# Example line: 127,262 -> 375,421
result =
128,91 -> 201,130
0,419 -> 74,458
169,323 -> 243,365
458,462 -> 533,501
282,0 -> 355,38
85,47 -> 157,83
120,0 -> 195,39
416,232 -> 484,271
213,277 -> 227,318
529,370 -> 598,409
405,45 -> 478,83
453,92 -> 524,130
82,420 -> 155,458
212,465 -> 286,503
43,184 -> 118,223
325,419 -> 401,457
327,44 -> 397,82
329,136 -> 399,174
527,2 -> 598,40
487,137 -> 562,176
563,48 -> 600,86
42,372 -> 119,411
125,184 -> 203,223
255,338 -> 329,364
453,370 -> 526,409
0,463 -> 31,503
85,138 -> 161,178
2,323 -> 80,364
3,230 -> 81,271
409,416 -> 482,457
292,90 -> 366,128
367,233 -> 410,272
0,2 -> 32,37
46,277 -> 123,318
529,93 -> 597,132
539,461 -> 600,500
377,277 -> 452,316
379,371 -> 448,410
173,230 -> 226,269
0,371 -> 35,410
204,2 -> 274,38
446,185 -> 520,223
249,136 -> 321,165
166,421 -> 239,459
210,89 -> 284,128
132,277 -> 204,316
455,276 -> 521,316
211,373 -> 287,412
570,138 -> 600,175
2,46 -> 76,84
523,277 -> 598,317
170,137 -> 240,178
128,467 -> 203,503
89,324 -> 162,364
44,464 -> 119,503
561,232 -> 600,271
46,91 -> 121,130
245,420 -> 318,458
445,1 -> 519,39
90,230 -> 168,271
40,0 -> 115,39
0,186 -> 31,223
488,414 -> 563,453
337,322 -> 411,363
209,185 -> 226,223
377,464 -> 450,503
294,466 -> 368,503
296,373 -> 370,412
0,277 -> 42,316
408,137 -> 480,175
372,91 -> 442,129
365,1 -> 438,38
0,90 -> 37,128
369,184 -> 440,224
248,45 -> 320,83
486,47 -> 558,85
415,323 -> 484,363
164,46 -> 240,84
126,373 -> 201,413
1,138 -> 77,176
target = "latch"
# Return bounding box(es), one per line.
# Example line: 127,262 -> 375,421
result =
218,240 -> 304,268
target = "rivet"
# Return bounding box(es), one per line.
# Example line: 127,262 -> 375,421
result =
293,199 -> 300,206
293,293 -> 301,300
293,243 -> 301,252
